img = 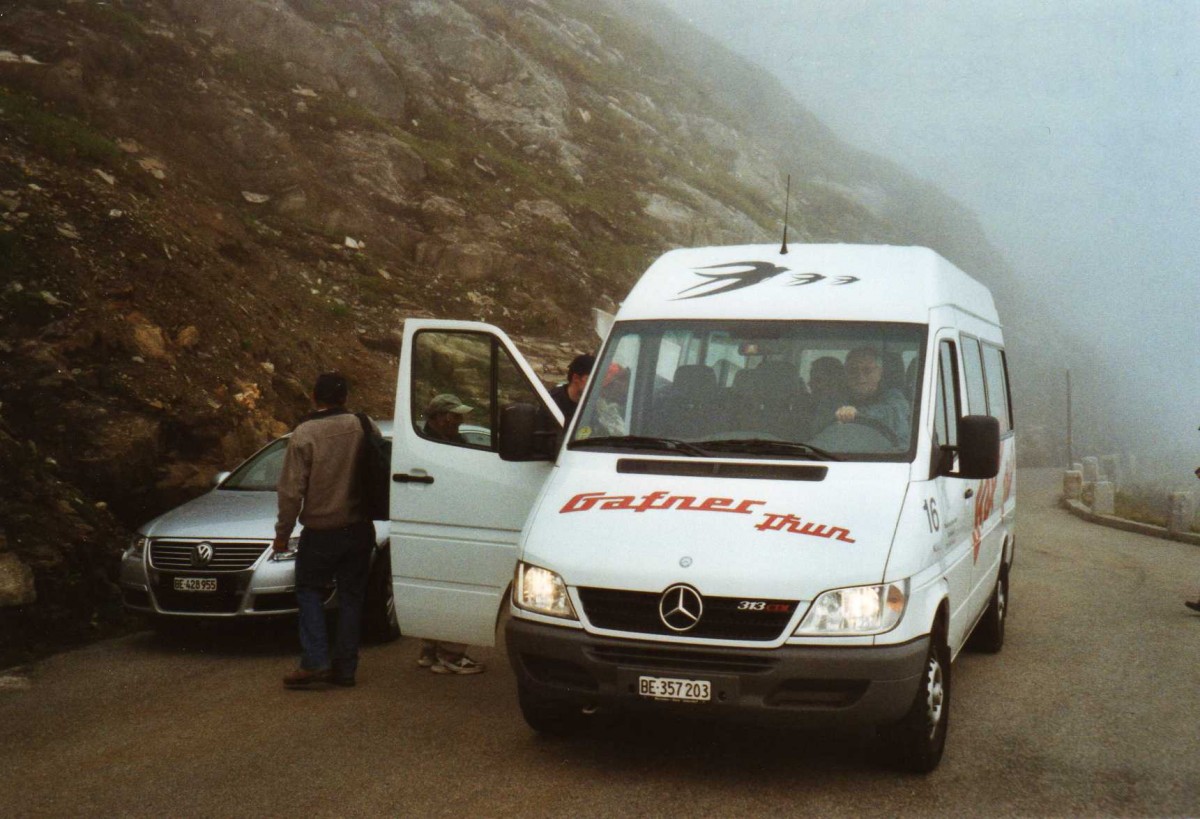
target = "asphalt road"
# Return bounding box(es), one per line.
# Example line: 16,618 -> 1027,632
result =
2,468 -> 1198,817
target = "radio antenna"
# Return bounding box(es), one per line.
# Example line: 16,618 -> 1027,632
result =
780,174 -> 791,255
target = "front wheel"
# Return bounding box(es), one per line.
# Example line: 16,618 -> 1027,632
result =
879,632 -> 950,773
517,683 -> 588,737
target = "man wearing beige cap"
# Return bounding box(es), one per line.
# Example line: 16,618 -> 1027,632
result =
416,393 -> 486,674
421,393 -> 473,445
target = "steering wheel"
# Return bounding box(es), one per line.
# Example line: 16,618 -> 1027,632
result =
819,416 -> 901,447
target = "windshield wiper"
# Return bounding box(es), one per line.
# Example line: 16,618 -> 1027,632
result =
570,435 -> 710,457
699,438 -> 842,461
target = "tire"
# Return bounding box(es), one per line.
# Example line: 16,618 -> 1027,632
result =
879,630 -> 951,773
969,567 -> 1008,653
363,549 -> 400,643
517,683 -> 587,737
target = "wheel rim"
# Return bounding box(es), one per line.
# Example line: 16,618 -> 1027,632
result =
997,576 -> 1007,624
386,591 -> 397,629
925,654 -> 945,739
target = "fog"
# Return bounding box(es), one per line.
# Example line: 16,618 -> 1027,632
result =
658,0 -> 1198,475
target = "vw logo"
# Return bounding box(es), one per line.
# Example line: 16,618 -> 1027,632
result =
192,542 -> 214,567
659,584 -> 704,632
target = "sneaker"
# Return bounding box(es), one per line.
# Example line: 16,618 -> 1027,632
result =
1186,600 -> 1200,613
431,655 -> 485,675
417,646 -> 438,668
283,667 -> 330,689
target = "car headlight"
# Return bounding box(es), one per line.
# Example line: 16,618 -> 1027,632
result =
795,580 -> 908,635
270,536 -> 301,562
124,535 -> 150,560
513,562 -> 577,620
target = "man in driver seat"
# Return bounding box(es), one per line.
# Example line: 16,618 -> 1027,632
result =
830,347 -> 910,445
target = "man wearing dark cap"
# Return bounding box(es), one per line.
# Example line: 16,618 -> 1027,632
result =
549,353 -> 595,424
275,372 -> 380,688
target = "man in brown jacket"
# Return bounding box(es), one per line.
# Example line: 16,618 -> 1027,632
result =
275,372 -> 379,688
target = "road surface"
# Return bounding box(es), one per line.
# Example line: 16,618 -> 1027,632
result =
1,468 -> 1197,816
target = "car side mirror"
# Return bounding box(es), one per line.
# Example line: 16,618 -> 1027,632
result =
499,403 -> 560,462
938,415 -> 1000,479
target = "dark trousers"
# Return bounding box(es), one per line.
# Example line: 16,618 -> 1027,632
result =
294,520 -> 373,678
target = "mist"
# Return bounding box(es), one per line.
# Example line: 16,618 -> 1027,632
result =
657,0 -> 1198,476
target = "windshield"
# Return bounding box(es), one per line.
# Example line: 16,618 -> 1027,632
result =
571,320 -> 926,461
220,435 -> 393,490
220,438 -> 289,491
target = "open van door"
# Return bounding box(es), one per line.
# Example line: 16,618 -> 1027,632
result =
389,319 -> 562,647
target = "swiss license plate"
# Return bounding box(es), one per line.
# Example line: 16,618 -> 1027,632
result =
173,577 -> 217,592
637,675 -> 712,703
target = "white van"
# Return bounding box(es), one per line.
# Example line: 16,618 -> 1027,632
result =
389,244 -> 1015,772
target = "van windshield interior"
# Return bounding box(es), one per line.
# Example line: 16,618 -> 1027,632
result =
570,320 -> 926,461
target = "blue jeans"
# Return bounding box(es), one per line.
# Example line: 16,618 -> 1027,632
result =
294,521 -> 373,678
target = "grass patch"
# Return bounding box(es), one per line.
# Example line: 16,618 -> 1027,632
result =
0,86 -> 122,166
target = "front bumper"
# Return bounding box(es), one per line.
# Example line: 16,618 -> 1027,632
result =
118,549 -> 326,618
506,617 -> 928,727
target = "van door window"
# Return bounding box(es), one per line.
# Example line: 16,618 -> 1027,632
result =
981,344 -> 1013,432
935,340 -> 960,448
410,329 -> 508,449
960,336 -> 987,416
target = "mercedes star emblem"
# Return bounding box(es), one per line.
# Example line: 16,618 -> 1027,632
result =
659,584 -> 704,632
193,542 -> 214,568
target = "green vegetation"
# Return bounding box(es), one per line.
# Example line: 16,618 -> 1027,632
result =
0,86 -> 122,166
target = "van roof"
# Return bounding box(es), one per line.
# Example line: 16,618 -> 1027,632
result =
618,244 -> 998,325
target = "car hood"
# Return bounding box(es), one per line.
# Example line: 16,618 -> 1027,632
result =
140,489 -> 280,540
521,458 -> 910,602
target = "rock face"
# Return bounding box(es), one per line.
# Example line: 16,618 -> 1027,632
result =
0,0 -> 1022,661
0,552 -> 36,608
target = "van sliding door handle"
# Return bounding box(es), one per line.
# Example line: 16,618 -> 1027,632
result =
963,488 -> 974,499
393,473 -> 434,484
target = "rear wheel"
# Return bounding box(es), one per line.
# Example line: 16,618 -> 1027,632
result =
969,567 -> 1008,653
517,683 -> 587,737
363,549 -> 400,642
880,629 -> 950,773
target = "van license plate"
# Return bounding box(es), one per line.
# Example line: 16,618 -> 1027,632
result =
637,676 -> 711,703
174,577 -> 217,592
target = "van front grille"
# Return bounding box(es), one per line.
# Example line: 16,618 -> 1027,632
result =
578,587 -> 797,641
586,644 -> 776,675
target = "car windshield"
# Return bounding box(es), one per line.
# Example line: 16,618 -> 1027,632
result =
570,320 -> 926,461
220,438 -> 290,491
220,434 -> 393,490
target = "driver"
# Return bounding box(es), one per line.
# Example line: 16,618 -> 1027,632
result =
831,347 -> 910,444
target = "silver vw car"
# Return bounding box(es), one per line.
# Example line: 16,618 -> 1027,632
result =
119,421 -> 400,640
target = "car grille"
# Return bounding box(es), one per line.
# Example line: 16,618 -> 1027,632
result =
577,588 -> 798,641
149,540 -> 268,572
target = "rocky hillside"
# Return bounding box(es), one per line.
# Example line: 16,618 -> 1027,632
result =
0,0 -> 1052,664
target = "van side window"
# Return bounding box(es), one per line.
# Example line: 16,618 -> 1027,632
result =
981,344 -> 1013,432
960,336 -> 987,416
935,340 -> 960,447
410,330 -> 543,450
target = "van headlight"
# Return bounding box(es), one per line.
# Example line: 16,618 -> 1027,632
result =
795,580 -> 908,635
513,562 -> 577,620
124,535 -> 150,560
270,536 -> 301,562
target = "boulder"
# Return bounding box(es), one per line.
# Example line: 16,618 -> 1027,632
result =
0,553 -> 37,607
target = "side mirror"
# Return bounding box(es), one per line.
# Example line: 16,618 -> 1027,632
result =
213,471 -> 232,487
499,403 -> 560,462
939,415 -> 1000,479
